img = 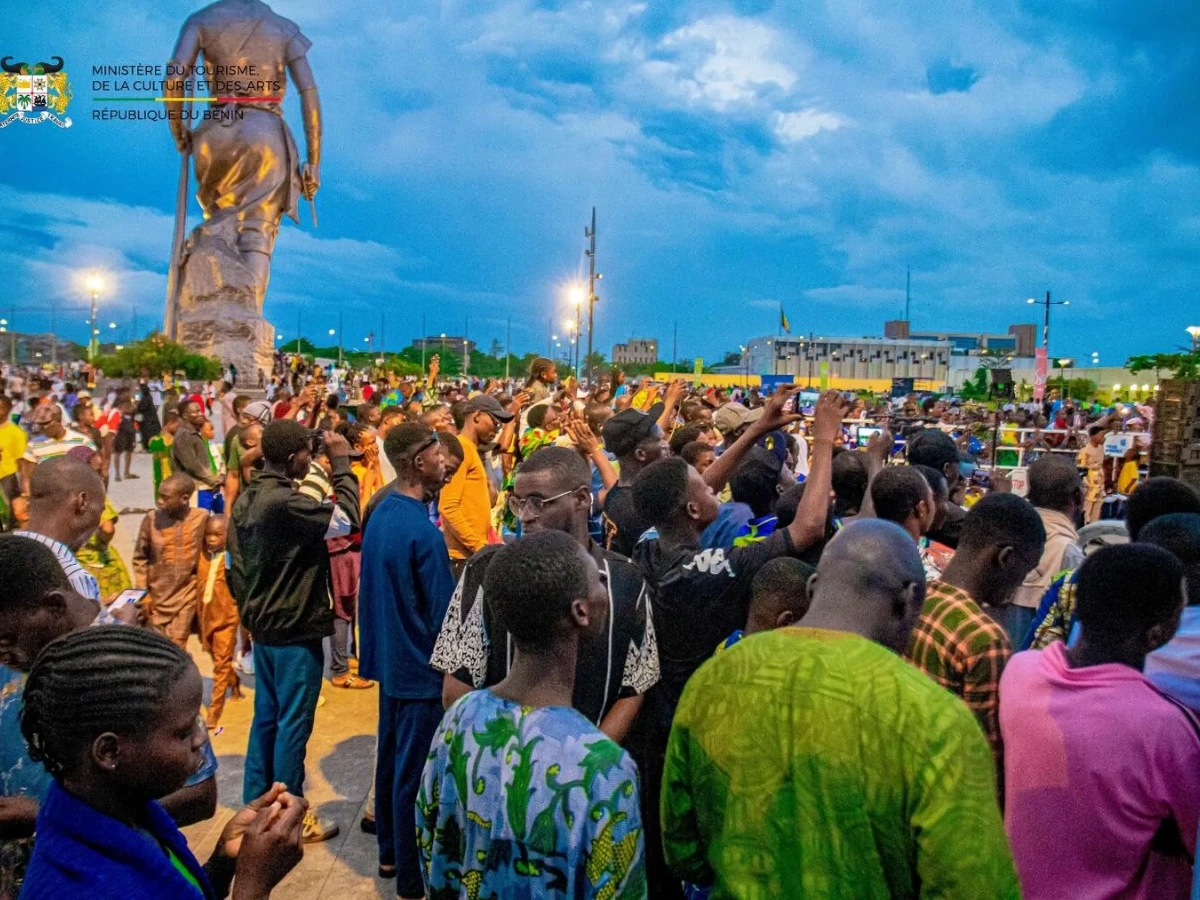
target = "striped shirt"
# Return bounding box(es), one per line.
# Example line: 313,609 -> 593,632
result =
905,580 -> 1011,796
12,530 -> 101,601
21,428 -> 96,464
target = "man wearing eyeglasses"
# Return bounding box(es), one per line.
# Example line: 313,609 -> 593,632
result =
439,394 -> 513,580
432,446 -> 659,744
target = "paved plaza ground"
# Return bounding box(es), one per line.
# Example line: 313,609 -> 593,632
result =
107,451 -> 391,899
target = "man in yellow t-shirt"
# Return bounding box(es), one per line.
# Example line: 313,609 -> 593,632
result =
0,394 -> 29,500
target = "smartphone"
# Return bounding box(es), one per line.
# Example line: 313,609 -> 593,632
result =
970,468 -> 992,490
856,426 -> 882,448
109,588 -> 147,611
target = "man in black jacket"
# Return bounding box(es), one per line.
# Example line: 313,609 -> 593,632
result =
229,419 -> 358,843
171,398 -> 222,508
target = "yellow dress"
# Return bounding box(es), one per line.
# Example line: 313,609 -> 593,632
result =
75,499 -> 132,601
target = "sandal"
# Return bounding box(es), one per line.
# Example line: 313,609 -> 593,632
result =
332,674 -> 375,689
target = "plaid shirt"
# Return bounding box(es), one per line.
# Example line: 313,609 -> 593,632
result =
905,581 -> 1011,795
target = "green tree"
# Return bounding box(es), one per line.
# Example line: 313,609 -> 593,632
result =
93,333 -> 222,381
958,366 -> 990,401
1126,352 -> 1199,381
1065,378 -> 1098,401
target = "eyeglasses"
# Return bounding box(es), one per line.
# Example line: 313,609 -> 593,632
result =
507,488 -> 580,517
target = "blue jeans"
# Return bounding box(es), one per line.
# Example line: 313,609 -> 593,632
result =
376,695 -> 443,898
244,639 -> 324,803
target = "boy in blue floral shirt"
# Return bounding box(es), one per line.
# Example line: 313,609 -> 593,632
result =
418,531 -> 646,899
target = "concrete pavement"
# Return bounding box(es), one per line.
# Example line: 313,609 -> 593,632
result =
107,450 -> 393,899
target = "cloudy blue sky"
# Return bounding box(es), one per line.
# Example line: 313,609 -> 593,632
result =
2,0 -> 1198,366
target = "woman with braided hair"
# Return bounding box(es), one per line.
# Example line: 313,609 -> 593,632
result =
19,627 -> 307,900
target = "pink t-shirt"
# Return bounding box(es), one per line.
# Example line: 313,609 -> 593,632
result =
1001,642 -> 1200,899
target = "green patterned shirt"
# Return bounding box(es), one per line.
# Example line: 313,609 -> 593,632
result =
418,690 -> 646,899
663,628 -> 1018,900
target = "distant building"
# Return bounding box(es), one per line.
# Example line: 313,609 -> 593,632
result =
0,331 -> 84,365
884,321 -> 1037,358
411,335 -> 476,357
747,335 -> 951,386
613,338 -> 658,366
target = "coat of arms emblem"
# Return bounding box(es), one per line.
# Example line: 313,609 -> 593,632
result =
0,56 -> 72,128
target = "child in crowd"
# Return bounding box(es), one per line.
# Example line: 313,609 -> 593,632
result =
19,626 -> 305,899
200,418 -> 226,514
133,473 -> 208,649
196,515 -> 242,731
147,411 -> 181,501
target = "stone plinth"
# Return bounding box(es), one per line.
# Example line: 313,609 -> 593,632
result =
177,218 -> 275,385
178,302 -> 274,386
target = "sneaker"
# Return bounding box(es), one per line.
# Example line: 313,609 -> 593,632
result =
360,812 -> 376,835
302,809 -> 340,844
234,650 -> 254,676
332,674 -> 375,690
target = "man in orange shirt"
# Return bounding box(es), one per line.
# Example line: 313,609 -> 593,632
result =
439,395 -> 512,579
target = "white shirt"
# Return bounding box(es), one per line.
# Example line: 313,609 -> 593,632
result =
13,530 -> 101,601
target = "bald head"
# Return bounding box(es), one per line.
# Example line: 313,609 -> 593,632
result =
805,519 -> 926,653
29,458 -> 104,505
26,458 -> 106,551
1027,454 -> 1082,515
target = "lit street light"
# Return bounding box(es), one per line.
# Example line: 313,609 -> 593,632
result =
86,274 -> 104,363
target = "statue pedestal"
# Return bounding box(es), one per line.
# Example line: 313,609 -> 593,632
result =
178,303 -> 274,386
176,219 -> 275,384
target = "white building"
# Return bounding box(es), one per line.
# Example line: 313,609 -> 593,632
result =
745,335 -> 951,385
613,338 -> 658,366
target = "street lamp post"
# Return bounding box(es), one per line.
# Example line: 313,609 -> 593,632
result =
569,285 -> 585,381
1027,290 -> 1069,401
1027,291 -> 1069,353
583,207 -> 601,385
86,275 -> 103,363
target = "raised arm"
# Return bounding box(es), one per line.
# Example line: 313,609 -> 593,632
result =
702,385 -> 802,492
785,391 -> 847,550
857,427 -> 895,520
656,380 -> 687,437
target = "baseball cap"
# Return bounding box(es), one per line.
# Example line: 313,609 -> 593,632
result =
602,408 -> 658,457
757,430 -> 789,465
713,402 -> 751,435
243,400 -> 273,425
464,394 -> 514,422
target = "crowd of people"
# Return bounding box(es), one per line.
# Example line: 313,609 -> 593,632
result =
0,352 -> 1197,899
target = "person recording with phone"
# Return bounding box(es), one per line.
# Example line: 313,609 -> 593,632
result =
227,420 -> 360,843
0,534 -> 221,891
